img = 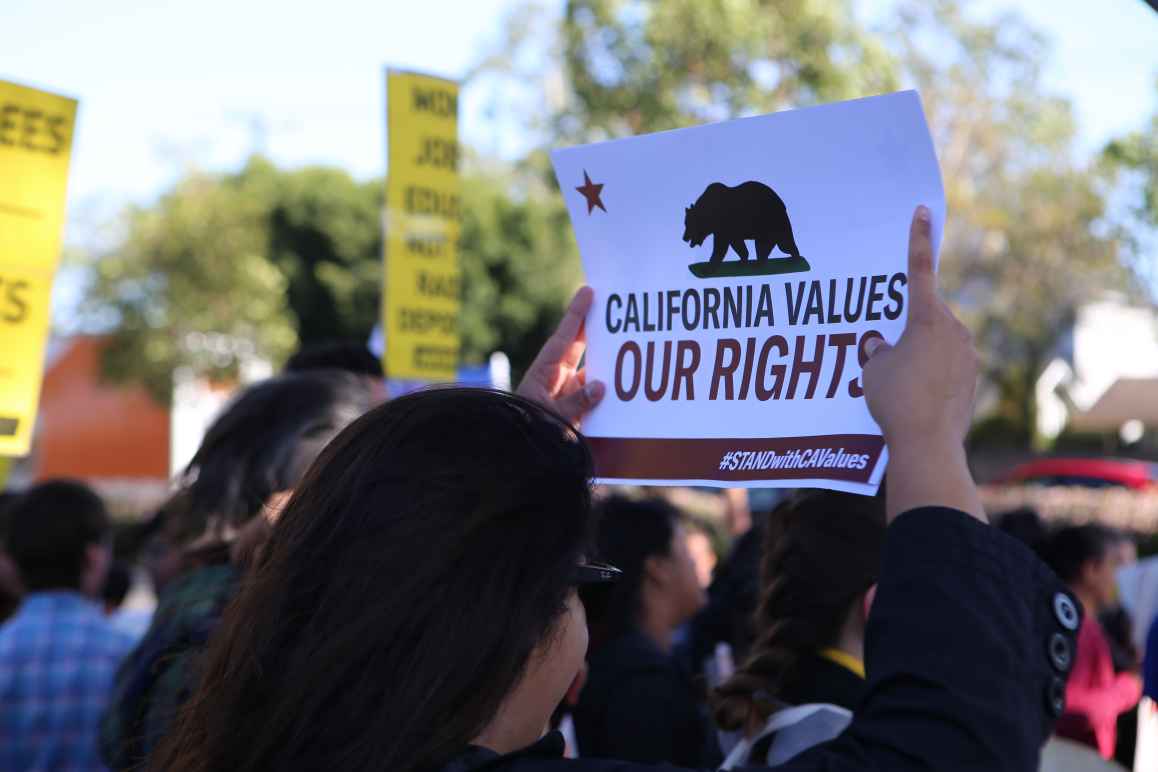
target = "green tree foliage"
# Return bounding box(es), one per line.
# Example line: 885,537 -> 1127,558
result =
1104,86 -> 1158,229
891,0 -> 1137,445
1103,82 -> 1158,288
233,157 -> 384,346
87,155 -> 581,393
556,0 -> 898,139
88,173 -> 296,402
459,157 -> 583,374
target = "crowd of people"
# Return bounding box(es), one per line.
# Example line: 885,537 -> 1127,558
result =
0,209 -> 1154,771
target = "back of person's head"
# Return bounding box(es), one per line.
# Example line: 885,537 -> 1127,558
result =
995,507 -> 1048,558
283,342 -> 382,378
178,370 -> 374,545
0,491 -> 24,619
1044,524 -> 1117,584
101,561 -> 133,613
713,490 -> 886,731
6,479 -> 111,593
587,495 -> 704,646
1044,523 -> 1120,609
153,388 -> 595,772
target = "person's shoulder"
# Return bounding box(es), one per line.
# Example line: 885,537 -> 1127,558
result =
73,609 -> 139,657
0,611 -> 29,655
155,564 -> 238,624
592,632 -> 671,673
492,755 -> 683,772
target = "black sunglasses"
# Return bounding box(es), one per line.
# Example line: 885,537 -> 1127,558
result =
573,561 -> 622,585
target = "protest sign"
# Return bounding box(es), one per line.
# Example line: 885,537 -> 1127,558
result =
0,79 -> 78,456
382,69 -> 461,382
551,91 -> 944,494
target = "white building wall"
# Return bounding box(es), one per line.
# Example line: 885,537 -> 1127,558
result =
1036,297 -> 1158,440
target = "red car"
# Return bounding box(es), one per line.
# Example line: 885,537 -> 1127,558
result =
1001,458 -> 1158,490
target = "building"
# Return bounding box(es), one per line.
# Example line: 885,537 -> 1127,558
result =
1036,296 -> 1158,442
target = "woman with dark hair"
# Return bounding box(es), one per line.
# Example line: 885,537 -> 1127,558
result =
100,369 -> 375,770
152,209 -> 1077,772
573,496 -> 715,765
713,491 -> 886,766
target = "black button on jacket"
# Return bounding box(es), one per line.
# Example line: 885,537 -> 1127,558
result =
437,506 -> 1080,772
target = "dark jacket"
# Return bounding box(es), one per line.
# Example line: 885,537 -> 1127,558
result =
575,630 -> 721,766
99,563 -> 238,769
437,506 -> 1081,772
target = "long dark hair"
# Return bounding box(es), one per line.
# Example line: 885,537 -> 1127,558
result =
151,388 -> 595,772
176,370 -> 373,545
713,490 -> 885,731
585,495 -> 679,646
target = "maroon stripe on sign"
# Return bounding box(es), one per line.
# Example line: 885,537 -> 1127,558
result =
586,435 -> 885,483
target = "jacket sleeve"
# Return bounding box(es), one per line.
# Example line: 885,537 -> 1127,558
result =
761,506 -> 1080,772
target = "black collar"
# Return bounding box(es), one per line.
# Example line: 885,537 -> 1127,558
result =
438,732 -> 566,772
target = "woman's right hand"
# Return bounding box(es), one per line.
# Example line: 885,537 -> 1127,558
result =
862,206 -> 985,522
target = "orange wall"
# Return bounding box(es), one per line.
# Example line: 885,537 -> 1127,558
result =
32,337 -> 170,481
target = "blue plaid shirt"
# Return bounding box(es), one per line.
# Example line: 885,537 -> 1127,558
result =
0,592 -> 135,771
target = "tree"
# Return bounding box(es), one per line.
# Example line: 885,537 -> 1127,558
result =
494,0 -> 898,142
86,154 -> 582,394
459,156 -> 584,373
889,0 -> 1138,445
233,157 -> 384,346
1103,82 -> 1158,289
88,172 -> 296,402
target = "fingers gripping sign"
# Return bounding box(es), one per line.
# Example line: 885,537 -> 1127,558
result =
862,206 -> 983,521
517,286 -> 607,428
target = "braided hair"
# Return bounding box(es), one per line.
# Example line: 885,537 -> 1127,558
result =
712,490 -> 885,732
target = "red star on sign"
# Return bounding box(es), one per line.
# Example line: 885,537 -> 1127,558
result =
575,170 -> 606,214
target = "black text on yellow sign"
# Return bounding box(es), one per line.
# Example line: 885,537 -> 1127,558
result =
383,70 -> 461,382
0,80 -> 77,456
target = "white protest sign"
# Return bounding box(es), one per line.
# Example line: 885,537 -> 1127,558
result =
550,91 -> 944,495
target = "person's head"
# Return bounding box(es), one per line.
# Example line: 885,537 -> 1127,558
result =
995,507 -> 1048,558
283,342 -> 382,378
0,492 -> 25,617
153,388 -> 603,772
5,479 -> 112,596
713,490 -> 886,732
101,561 -> 132,614
586,495 -> 706,649
176,370 -> 374,551
1113,533 -> 1137,568
283,342 -> 386,402
1045,524 -> 1122,612
685,523 -> 718,588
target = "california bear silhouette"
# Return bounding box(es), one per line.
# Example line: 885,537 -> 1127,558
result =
683,181 -> 806,277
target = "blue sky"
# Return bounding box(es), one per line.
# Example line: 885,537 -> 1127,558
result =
4,0 -> 1156,251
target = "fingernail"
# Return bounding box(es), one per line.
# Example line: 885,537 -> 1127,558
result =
916,205 -> 931,223
863,337 -> 885,358
584,381 -> 605,402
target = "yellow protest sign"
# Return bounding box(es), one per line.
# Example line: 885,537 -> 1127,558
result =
382,69 -> 461,382
0,80 -> 78,456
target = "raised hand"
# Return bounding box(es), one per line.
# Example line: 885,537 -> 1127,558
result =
862,206 -> 984,521
516,286 -> 606,428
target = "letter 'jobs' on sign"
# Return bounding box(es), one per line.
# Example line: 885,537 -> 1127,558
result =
550,90 -> 945,495
0,79 -> 78,457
